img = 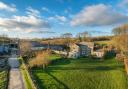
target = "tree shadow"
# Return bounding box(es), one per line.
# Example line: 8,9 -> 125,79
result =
51,58 -> 71,66
46,72 -> 69,89
32,73 -> 47,89
46,65 -> 123,72
32,70 -> 69,89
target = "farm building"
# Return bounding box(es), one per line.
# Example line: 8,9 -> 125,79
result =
77,42 -> 94,57
31,41 -> 65,51
93,49 -> 105,58
68,42 -> 94,58
68,43 -> 80,58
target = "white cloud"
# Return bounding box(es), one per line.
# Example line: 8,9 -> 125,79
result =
55,15 -> 67,22
48,15 -> 67,23
64,7 -> 72,14
0,6 -> 51,33
26,7 -> 40,17
0,15 -> 51,33
42,7 -> 49,12
118,0 -> 128,7
42,7 -> 56,15
29,30 -> 55,34
71,4 -> 128,26
0,1 -> 16,12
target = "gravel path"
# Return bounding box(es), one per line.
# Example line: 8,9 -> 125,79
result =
8,55 -> 25,89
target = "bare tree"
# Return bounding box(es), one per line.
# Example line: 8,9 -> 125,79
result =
112,24 -> 128,53
61,33 -> 72,58
76,33 -> 82,42
0,34 -> 10,44
112,24 -> 128,74
112,24 -> 128,35
29,50 -> 51,69
76,31 -> 89,42
61,33 -> 72,39
81,31 -> 89,41
19,40 -> 33,60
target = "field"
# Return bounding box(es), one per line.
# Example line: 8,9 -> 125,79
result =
31,56 -> 128,89
0,69 -> 8,89
94,40 -> 112,45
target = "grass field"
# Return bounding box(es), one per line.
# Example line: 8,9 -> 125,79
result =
32,56 -> 128,89
49,54 -> 62,60
0,69 -> 8,89
95,40 -> 112,45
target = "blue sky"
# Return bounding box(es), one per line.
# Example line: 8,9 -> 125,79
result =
0,0 -> 128,38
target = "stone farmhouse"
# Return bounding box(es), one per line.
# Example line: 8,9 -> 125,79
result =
68,42 -> 94,58
68,43 -> 80,58
77,42 -> 94,56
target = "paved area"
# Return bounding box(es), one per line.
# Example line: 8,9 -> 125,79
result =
8,69 -> 25,89
8,55 -> 19,68
8,55 -> 25,89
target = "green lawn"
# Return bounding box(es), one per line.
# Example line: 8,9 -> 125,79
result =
0,70 -> 8,89
49,54 -> 62,60
32,56 -> 128,89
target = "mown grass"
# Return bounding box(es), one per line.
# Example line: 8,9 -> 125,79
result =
0,70 -> 8,89
49,54 -> 62,60
32,56 -> 128,89
21,64 -> 34,89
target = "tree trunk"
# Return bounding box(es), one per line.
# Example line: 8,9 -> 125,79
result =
66,51 -> 69,58
124,59 -> 128,75
43,64 -> 45,69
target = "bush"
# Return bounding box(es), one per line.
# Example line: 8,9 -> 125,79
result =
103,50 -> 116,59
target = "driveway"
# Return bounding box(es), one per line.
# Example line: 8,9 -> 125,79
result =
8,55 -> 19,68
8,55 -> 25,89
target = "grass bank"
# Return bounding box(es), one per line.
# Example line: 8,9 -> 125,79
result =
19,57 -> 36,89
0,68 -> 9,89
